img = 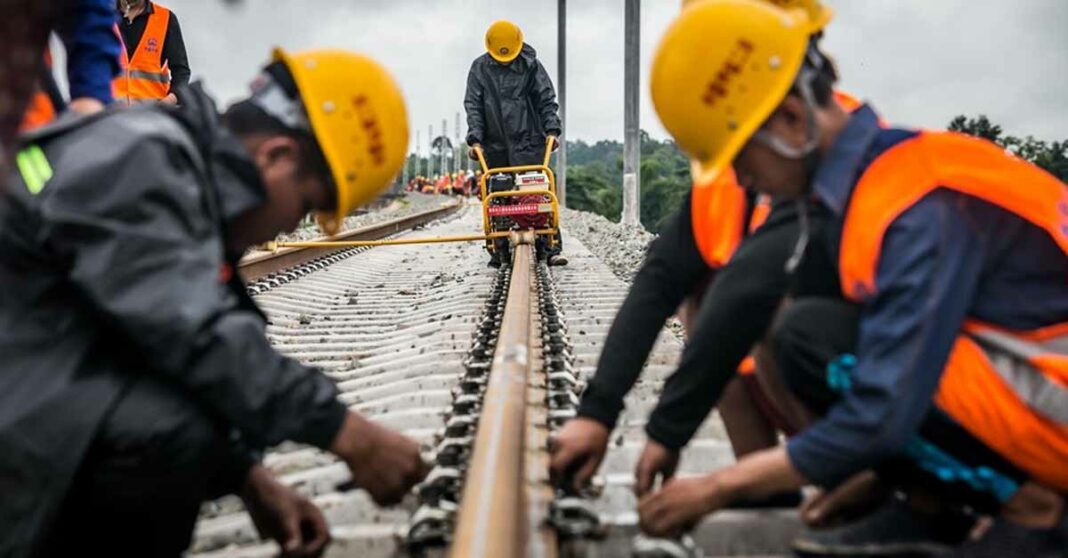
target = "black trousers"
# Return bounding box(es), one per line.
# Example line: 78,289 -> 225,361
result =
771,298 -> 1027,514
40,378 -> 250,558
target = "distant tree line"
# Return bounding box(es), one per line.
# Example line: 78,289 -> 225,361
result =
566,131 -> 690,233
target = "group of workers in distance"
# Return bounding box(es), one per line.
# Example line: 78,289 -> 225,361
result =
405,170 -> 481,197
0,1 -> 1064,557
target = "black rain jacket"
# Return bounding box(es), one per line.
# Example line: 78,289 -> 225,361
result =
464,44 -> 562,166
0,85 -> 347,556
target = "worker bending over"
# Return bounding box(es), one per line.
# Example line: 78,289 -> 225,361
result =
640,2 -> 1068,556
464,20 -> 566,266
0,49 -> 426,557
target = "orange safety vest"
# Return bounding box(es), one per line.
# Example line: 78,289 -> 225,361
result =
19,51 -> 56,133
839,130 -> 1068,490
113,4 -> 172,104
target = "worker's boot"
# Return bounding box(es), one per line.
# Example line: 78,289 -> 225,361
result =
792,495 -> 974,557
548,254 -> 569,267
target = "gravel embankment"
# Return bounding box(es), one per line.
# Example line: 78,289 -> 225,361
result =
559,206 -> 654,283
274,192 -> 452,243
559,207 -> 687,336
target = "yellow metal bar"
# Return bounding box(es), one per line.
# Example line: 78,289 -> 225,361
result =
268,229 -> 558,250
475,145 -> 489,174
542,135 -> 554,168
450,243 -> 533,558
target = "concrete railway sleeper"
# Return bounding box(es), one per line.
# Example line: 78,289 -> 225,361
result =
190,206 -> 786,558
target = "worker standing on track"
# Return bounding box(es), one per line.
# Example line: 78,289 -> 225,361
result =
464,20 -> 567,267
0,48 -> 427,557
114,0 -> 190,105
20,0 -> 122,133
550,0 -> 848,510
638,2 -> 1068,556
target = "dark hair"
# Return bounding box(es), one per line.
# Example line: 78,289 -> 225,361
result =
222,62 -> 334,197
789,39 -> 839,107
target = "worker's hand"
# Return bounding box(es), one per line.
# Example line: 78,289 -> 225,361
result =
638,475 -> 723,538
242,464 -> 331,558
548,417 -> 610,494
467,143 -> 482,161
330,411 -> 429,506
67,97 -> 105,116
634,439 -> 680,497
161,93 -> 179,105
548,135 -> 560,152
800,470 -> 887,528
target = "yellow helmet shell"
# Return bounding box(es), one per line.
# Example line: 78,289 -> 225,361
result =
652,0 -> 810,183
485,20 -> 523,63
682,0 -> 832,34
273,48 -> 409,236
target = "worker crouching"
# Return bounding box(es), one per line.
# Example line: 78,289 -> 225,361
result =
641,1 -> 1067,556
0,49 -> 427,557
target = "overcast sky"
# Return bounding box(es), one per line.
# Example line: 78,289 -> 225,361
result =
165,0 -> 1067,149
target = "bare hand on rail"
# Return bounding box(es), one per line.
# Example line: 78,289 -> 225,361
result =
330,411 -> 429,505
547,135 -> 559,152
468,143 -> 482,160
548,417 -> 610,494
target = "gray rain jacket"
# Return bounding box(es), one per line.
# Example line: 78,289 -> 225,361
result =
464,44 -> 562,166
0,85 -> 347,556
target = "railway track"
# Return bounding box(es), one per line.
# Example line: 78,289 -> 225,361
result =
190,201 -> 797,558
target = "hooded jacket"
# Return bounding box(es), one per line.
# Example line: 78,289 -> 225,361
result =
464,44 -> 562,167
0,85 -> 347,556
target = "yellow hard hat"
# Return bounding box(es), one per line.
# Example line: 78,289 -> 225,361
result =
681,0 -> 832,34
485,20 -> 523,63
273,47 -> 409,235
652,0 -> 810,183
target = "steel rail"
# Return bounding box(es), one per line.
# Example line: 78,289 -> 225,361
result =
237,201 -> 462,282
449,236 -> 551,558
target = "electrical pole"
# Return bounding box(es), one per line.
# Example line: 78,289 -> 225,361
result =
414,129 -> 421,180
427,124 -> 433,177
622,0 -> 641,226
455,112 -> 462,175
403,133 -> 411,186
557,0 -> 567,207
441,118 -> 448,178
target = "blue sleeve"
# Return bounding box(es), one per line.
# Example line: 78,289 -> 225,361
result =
786,191 -> 985,488
56,0 -> 120,104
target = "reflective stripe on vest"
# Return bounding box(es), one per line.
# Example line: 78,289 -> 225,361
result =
840,130 -> 1068,301
934,325 -> 1068,491
113,4 -> 172,104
